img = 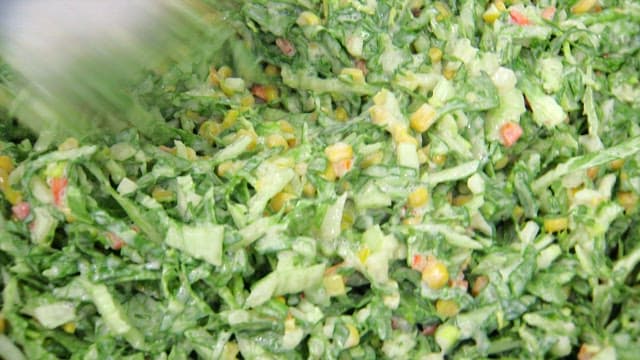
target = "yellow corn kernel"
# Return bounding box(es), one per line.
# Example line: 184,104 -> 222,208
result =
609,159 -> 625,171
432,153 -> 447,166
617,191 -> 638,213
217,161 -> 237,177
357,247 -> 370,263
586,166 -> 599,179
0,314 -> 4,333
0,155 -> 14,173
391,125 -> 418,145
208,66 -> 221,86
265,64 -> 280,77
402,216 -> 422,225
275,296 -> 287,304
453,194 -> 473,206
199,120 -> 223,143
323,274 -> 346,296
62,322 -> 76,334
325,142 -> 353,163
58,137 -> 79,151
152,187 -> 175,202
4,189 -> 22,205
222,109 -> 240,130
544,217 -> 569,233
369,106 -> 390,126
270,192 -> 295,212
263,85 -> 279,102
303,181 -> 316,197
436,299 -> 459,317
335,107 -> 349,122
0,169 -> 22,205
235,129 -> 258,150
216,162 -> 232,177
410,103 -> 437,133
434,2 -> 451,20
279,120 -> 295,134
240,94 -> 256,108
361,151 -> 384,168
512,205 -> 524,219
482,3 -> 501,24
340,67 -> 365,84
422,257 -> 449,290
443,66 -> 457,80
266,134 -> 289,149
428,47 -> 443,64
297,11 -> 321,26
495,0 -> 506,11
408,186 -> 429,208
372,89 -> 389,106
322,163 -> 337,182
344,324 -> 360,349
571,0 -> 597,14
218,65 -> 233,79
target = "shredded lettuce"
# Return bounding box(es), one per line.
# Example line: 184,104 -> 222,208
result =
165,221 -> 224,266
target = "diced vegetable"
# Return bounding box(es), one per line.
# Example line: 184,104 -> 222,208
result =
421,257 -> 449,290
499,122 -> 523,147
50,177 -> 68,206
509,9 -> 531,26
11,201 -> 30,220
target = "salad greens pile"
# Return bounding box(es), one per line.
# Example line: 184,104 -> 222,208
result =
2,0 -> 640,358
